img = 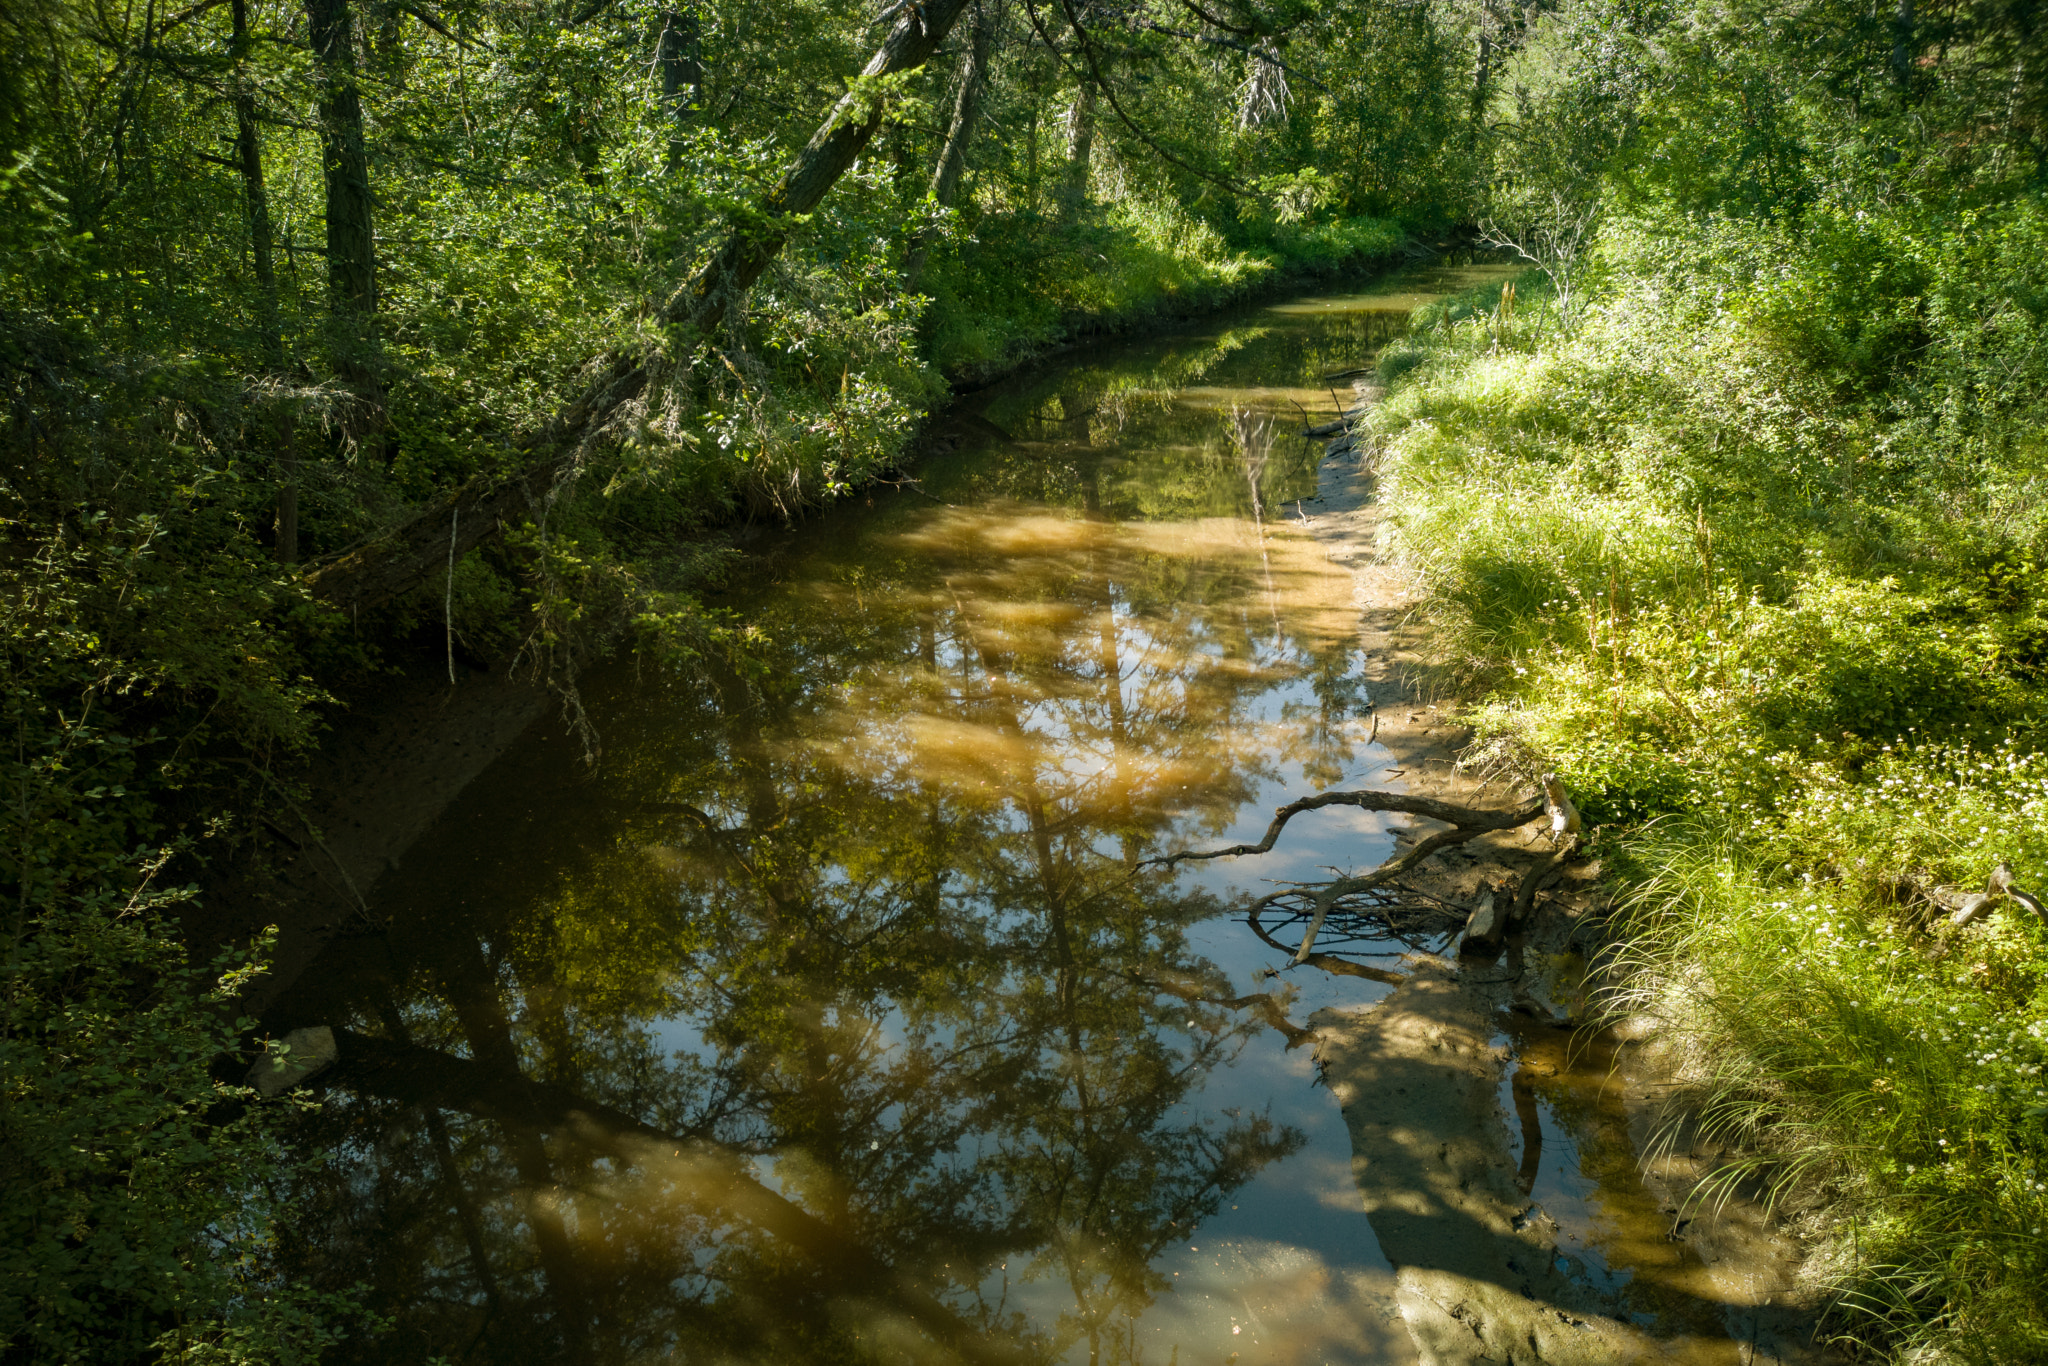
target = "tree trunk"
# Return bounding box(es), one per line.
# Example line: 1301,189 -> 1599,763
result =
305,0 -> 377,375
1469,1 -> 1494,149
231,0 -> 298,563
1890,0 -> 1915,94
655,4 -> 702,171
303,0 -> 974,615
1060,76 -> 1095,217
672,0 -> 975,336
905,0 -> 994,290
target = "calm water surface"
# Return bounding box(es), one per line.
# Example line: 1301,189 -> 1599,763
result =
275,262 -> 1717,1365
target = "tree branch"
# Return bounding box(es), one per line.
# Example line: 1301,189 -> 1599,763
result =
1143,787 -> 1543,868
301,0 -> 973,615
1021,0 -> 1244,193
1148,783 -> 1547,963
1177,0 -> 1258,37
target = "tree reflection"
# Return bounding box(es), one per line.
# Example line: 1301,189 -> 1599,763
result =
272,355 -> 1377,1364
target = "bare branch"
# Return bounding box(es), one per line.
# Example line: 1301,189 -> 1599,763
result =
1143,787 -> 1542,868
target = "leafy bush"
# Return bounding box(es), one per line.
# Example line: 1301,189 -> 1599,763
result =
0,531 -> 369,1362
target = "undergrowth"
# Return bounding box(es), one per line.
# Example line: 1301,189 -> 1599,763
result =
1369,202 -> 2048,1363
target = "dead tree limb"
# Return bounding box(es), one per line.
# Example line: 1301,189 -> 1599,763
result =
1143,788 -> 1542,869
1946,861 -> 2046,929
1246,908 -> 1407,984
1148,786 -> 1546,962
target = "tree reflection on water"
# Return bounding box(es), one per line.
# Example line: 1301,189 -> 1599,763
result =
270,303 -> 1402,1365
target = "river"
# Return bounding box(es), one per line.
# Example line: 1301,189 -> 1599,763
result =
269,260 -> 1799,1365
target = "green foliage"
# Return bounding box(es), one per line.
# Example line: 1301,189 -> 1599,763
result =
1,890 -> 366,1364
1603,829 -> 2048,1366
0,540 -> 368,1362
1371,119 -> 2048,1362
13,0 -> 2041,1349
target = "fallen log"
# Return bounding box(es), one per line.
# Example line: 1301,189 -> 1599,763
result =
1947,861 -> 2046,928
1301,406 -> 1365,438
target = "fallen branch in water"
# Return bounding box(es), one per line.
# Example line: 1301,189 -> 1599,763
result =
1147,785 -> 1547,962
1144,788 -> 1542,869
1301,407 -> 1365,438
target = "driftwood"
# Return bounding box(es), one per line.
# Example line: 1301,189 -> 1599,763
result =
1946,861 -> 2047,929
1147,786 -> 1547,962
1301,405 -> 1365,438
1458,887 -> 1504,955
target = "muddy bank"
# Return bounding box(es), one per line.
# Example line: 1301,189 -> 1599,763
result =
1293,428 -> 1833,1364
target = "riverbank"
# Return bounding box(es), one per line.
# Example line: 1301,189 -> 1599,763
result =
192,241 -> 1429,1010
1282,399 -> 1833,1364
1352,210 -> 2048,1364
220,267 -> 1844,1366
235,263 -> 1858,1365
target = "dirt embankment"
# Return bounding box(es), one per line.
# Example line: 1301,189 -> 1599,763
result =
1292,427 -> 1835,1366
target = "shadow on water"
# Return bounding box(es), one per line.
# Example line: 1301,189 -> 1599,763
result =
267,260 -> 1767,1364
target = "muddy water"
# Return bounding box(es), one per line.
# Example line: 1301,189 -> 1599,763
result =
272,262 -> 1762,1364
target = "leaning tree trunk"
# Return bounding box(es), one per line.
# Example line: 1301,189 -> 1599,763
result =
303,0 -> 976,617
905,0 -> 994,290
670,0 -> 974,336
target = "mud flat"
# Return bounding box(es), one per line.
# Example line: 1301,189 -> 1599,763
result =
1294,422 -> 1835,1365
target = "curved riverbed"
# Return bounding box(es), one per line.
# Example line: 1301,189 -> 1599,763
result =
269,261 -> 1812,1365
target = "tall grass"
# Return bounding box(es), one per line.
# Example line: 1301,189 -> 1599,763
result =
1368,209 -> 2048,1362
